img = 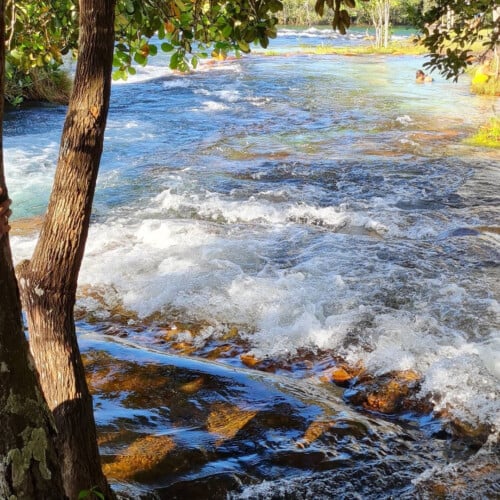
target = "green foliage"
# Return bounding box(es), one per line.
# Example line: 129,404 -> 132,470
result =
5,0 -> 284,96
4,0 -> 78,104
5,66 -> 72,105
417,1 -> 500,79
5,0 -> 79,73
355,0 -> 420,25
278,0 -> 420,26
78,486 -> 105,500
313,0 -> 361,34
296,38 -> 426,55
466,117 -> 500,148
112,0 -> 283,79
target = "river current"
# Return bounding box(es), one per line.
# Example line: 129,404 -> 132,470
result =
5,28 -> 500,498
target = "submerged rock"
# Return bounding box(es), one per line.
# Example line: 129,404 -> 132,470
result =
343,369 -> 433,415
80,336 -> 453,499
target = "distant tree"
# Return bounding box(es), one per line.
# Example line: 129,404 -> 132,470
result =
365,0 -> 392,48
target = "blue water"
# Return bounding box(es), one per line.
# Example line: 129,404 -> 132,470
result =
4,28 -> 499,497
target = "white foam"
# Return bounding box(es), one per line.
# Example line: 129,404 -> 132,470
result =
152,188 -> 386,233
198,100 -> 230,112
6,37 -> 498,434
162,78 -> 193,90
396,115 -> 413,125
194,88 -> 241,102
4,141 -> 59,218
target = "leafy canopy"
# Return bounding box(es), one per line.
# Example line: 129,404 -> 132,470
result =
314,0 -> 367,35
417,0 -> 500,79
6,0 -> 498,87
6,0 -> 283,83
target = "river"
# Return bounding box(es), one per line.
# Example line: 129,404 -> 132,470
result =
5,27 -> 500,498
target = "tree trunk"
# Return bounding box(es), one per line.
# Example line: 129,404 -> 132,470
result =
17,0 -> 117,498
371,1 -> 383,49
0,1 -> 66,497
383,0 -> 390,49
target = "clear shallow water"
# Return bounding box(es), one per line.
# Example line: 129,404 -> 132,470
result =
5,29 -> 500,496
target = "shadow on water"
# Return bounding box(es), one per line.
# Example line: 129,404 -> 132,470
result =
80,335 -> 480,500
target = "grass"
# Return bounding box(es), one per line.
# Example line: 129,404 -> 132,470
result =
471,76 -> 500,96
466,117 -> 500,148
5,67 -> 72,105
302,39 -> 427,56
262,38 -> 428,57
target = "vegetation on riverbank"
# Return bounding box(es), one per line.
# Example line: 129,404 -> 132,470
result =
300,38 -> 426,56
5,67 -> 72,106
466,117 -> 500,148
469,63 -> 500,96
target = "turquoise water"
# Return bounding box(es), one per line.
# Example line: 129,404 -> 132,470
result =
5,29 -> 499,497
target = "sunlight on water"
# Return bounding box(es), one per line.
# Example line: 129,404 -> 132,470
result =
5,28 -> 499,498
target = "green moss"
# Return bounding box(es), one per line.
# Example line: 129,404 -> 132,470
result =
5,392 -> 44,427
466,117 -> 500,148
6,427 -> 51,488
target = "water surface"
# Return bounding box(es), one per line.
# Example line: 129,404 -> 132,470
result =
6,28 -> 499,497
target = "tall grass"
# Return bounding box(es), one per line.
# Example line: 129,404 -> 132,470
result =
466,117 -> 500,148
5,67 -> 72,106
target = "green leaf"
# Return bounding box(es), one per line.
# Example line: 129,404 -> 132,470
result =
237,40 -> 249,52
169,51 -> 180,69
268,0 -> 283,13
125,0 -> 134,14
161,42 -> 174,52
222,25 -> 232,38
315,0 -> 325,16
134,52 -> 146,65
112,69 -> 127,80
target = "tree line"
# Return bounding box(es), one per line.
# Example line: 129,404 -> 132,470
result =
0,1 -> 497,498
279,0 -> 422,27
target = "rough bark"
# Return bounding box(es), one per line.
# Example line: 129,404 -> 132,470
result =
17,0 -> 117,498
0,1 -> 66,497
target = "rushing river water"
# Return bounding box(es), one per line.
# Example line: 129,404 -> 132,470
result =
5,28 -> 500,498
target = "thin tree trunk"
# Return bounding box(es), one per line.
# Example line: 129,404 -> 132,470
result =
17,0 -> 116,498
383,0 -> 390,49
371,1 -> 382,49
0,1 -> 65,497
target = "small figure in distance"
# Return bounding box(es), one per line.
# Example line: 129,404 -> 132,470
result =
0,187 -> 12,239
416,69 -> 433,83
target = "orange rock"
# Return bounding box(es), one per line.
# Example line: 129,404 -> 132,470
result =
103,435 -> 176,481
396,370 -> 421,382
331,367 -> 354,383
207,402 -> 258,443
171,341 -> 196,355
325,363 -> 364,386
299,420 -> 331,446
205,344 -> 233,360
179,376 -> 205,394
240,353 -> 260,367
221,326 -> 239,340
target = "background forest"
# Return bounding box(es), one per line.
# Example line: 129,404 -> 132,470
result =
278,0 -> 430,27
